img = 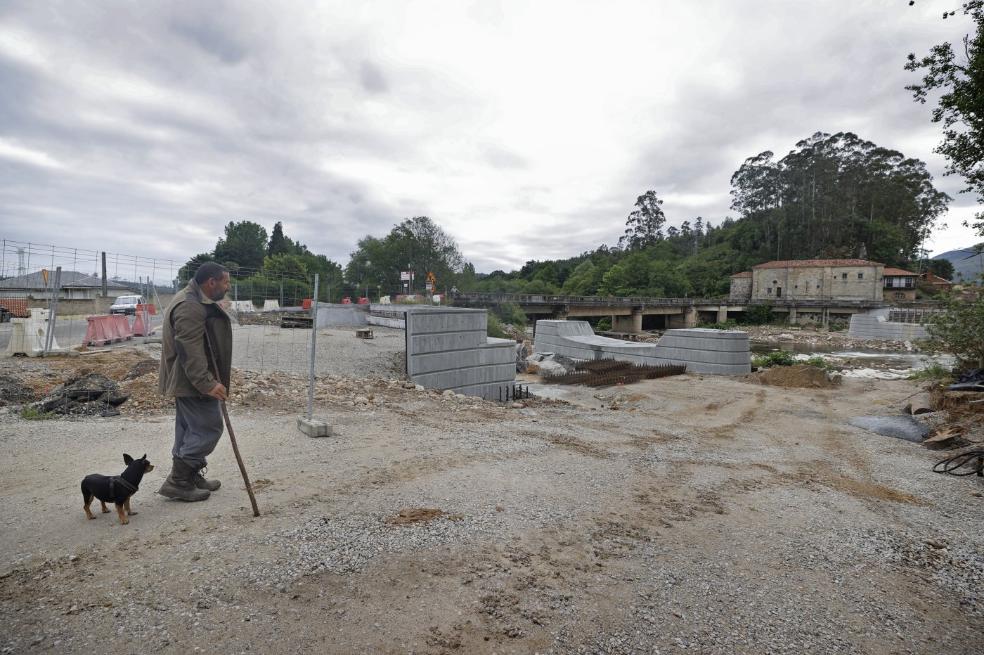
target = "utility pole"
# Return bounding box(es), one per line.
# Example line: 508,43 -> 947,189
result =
101,252 -> 107,297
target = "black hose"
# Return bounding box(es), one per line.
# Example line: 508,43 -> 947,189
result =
933,450 -> 984,477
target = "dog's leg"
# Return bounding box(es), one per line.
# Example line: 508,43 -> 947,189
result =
100,501 -> 110,514
115,504 -> 129,525
83,493 -> 95,520
124,497 -> 137,516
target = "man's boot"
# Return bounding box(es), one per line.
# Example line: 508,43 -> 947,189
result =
193,467 -> 221,491
158,457 -> 211,501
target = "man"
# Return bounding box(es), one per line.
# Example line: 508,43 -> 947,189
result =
158,262 -> 232,502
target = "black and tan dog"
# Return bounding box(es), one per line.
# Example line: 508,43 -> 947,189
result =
81,454 -> 154,525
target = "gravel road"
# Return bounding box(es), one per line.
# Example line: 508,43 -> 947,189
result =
1,351 -> 981,654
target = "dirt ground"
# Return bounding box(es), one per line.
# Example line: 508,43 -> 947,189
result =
1,362 -> 982,654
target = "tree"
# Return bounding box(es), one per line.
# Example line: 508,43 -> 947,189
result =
618,190 -> 666,250
214,221 -> 268,272
928,293 -> 984,368
728,132 -> 950,264
267,221 -> 297,257
906,1 -> 984,235
346,217 -> 464,295
177,252 -> 217,284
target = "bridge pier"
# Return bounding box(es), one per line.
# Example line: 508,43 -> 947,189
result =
612,308 -> 643,333
717,305 -> 728,323
788,306 -> 797,324
667,307 -> 698,329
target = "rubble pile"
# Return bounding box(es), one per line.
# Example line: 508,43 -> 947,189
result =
30,373 -> 129,417
0,374 -> 37,407
757,365 -> 840,389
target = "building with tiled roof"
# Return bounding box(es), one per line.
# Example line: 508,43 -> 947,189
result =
730,259 -> 885,303
883,267 -> 918,301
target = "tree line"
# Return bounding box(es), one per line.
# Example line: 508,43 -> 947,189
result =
468,130 -> 954,299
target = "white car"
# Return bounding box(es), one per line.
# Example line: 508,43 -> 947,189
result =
109,295 -> 145,315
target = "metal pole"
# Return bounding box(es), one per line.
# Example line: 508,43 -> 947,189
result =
44,266 -> 62,355
307,274 -> 320,420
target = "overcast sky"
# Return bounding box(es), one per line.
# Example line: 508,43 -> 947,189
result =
0,0 -> 980,275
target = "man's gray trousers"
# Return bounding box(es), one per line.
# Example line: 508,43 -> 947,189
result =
172,396 -> 224,469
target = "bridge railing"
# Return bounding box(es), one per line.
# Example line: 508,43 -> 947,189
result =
451,292 -> 709,307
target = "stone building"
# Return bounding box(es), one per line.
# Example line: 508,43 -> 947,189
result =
729,271 -> 752,302
729,259 -> 885,303
882,267 -> 918,301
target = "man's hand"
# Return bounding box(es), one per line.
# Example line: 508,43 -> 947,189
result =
207,383 -> 228,401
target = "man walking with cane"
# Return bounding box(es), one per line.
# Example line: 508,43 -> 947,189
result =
158,262 -> 232,502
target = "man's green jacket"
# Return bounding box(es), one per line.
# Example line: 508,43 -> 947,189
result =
159,279 -> 233,398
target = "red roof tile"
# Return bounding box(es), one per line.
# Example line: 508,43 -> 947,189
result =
730,271 -> 752,278
752,259 -> 884,269
883,267 -> 917,276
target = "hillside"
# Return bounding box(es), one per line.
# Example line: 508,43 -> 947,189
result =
933,245 -> 984,283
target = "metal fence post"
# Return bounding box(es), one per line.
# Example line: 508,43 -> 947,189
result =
44,266 -> 62,355
307,273 -> 319,420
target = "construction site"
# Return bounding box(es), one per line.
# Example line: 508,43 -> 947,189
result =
0,291 -> 982,654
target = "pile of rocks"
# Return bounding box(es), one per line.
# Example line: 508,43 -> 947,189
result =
30,373 -> 129,417
0,374 -> 37,407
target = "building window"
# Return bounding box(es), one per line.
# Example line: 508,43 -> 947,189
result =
841,273 -> 848,280
858,272 -> 864,280
816,283 -> 821,289
895,292 -> 905,299
767,288 -> 772,295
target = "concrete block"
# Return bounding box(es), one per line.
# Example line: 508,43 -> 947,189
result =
297,417 -> 333,438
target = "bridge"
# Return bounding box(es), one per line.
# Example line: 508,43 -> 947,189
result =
450,292 -> 887,332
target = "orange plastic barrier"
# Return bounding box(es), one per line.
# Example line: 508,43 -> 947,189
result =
302,298 -> 312,310
357,297 -> 369,304
341,297 -> 352,304
136,303 -> 157,315
110,315 -> 133,341
132,311 -> 148,336
84,316 -> 113,346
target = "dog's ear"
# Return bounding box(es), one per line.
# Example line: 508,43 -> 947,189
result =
123,453 -> 134,465
141,453 -> 147,461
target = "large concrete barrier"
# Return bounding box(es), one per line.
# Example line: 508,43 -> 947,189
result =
848,309 -> 930,341
406,307 -> 516,399
534,320 -> 750,375
316,304 -> 369,326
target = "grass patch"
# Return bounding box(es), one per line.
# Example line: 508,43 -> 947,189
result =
908,363 -> 952,382
20,406 -> 55,420
751,351 -> 796,368
803,355 -> 834,371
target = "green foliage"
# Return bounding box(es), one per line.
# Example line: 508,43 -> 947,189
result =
346,216 -> 464,295
703,319 -> 738,330
730,132 -> 949,263
803,356 -> 833,371
214,221 -> 268,272
908,363 -> 953,382
906,1 -> 984,236
927,293 -> 984,368
493,302 -> 527,327
742,303 -> 775,325
752,350 -> 796,368
177,252 -> 218,284
486,313 -> 508,338
595,317 -> 612,332
619,190 -> 667,250
20,406 -> 55,420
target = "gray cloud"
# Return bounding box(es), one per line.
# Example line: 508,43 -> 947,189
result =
0,0 -> 978,276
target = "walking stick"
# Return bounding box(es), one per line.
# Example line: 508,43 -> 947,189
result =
205,332 -> 261,517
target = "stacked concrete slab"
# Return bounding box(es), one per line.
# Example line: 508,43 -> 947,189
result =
848,309 -> 930,341
316,304 -> 369,327
406,308 -> 516,399
534,320 -> 750,375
